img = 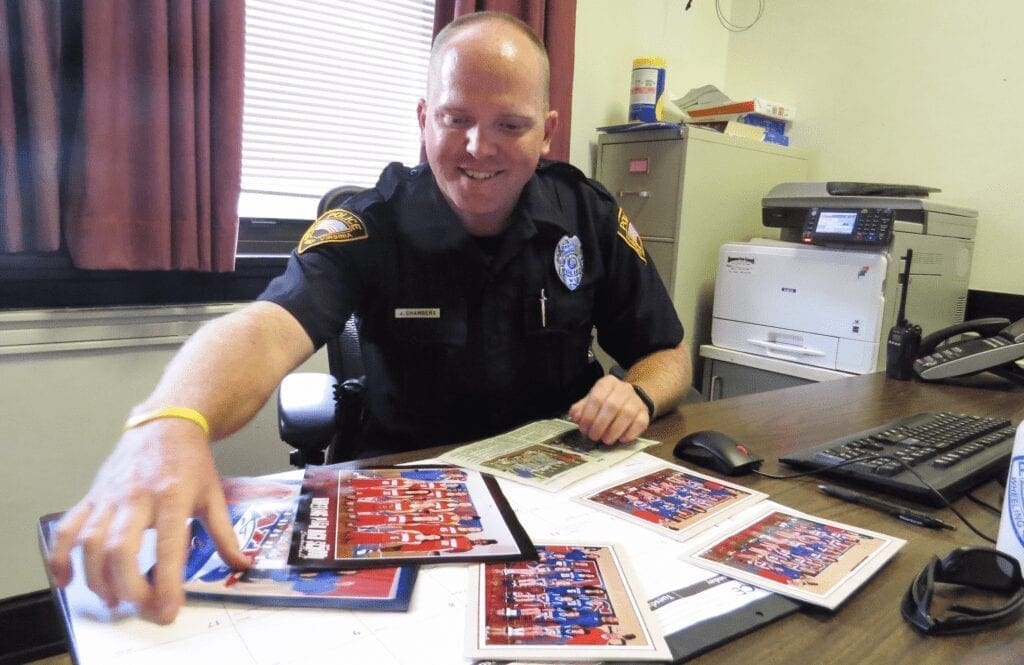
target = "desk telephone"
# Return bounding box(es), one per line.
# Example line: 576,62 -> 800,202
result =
912,317 -> 1024,382
886,250 -> 1024,383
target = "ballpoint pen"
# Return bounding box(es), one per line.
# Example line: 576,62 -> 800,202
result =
818,484 -> 956,531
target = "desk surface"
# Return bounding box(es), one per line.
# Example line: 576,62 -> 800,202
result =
650,372 -> 1024,665
44,372 -> 1024,664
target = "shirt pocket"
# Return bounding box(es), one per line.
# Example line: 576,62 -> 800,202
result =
524,287 -> 598,402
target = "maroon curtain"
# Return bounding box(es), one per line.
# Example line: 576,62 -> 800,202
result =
65,0 -> 244,271
431,0 -> 576,163
0,1 -> 63,254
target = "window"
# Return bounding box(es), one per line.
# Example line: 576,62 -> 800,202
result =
238,0 -> 435,225
2,2 -> 436,307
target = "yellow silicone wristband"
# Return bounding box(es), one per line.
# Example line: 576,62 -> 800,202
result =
123,407 -> 210,436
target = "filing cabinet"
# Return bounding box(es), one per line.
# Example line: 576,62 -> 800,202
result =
594,126 -> 809,386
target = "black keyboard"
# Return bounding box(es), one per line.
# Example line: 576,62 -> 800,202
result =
779,411 -> 1017,506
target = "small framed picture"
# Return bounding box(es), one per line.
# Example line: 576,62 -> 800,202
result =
467,543 -> 671,661
575,461 -> 767,540
682,503 -> 905,609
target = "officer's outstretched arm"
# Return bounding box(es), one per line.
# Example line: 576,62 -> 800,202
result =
48,301 -> 315,624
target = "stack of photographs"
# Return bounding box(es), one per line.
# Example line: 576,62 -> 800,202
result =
184,465 -> 537,611
183,476 -> 417,610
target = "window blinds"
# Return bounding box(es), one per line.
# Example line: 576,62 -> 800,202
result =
239,0 -> 435,220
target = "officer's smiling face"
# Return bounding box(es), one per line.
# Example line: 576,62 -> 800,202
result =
418,22 -> 557,236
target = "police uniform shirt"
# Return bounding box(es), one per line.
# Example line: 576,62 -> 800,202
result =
259,160 -> 683,453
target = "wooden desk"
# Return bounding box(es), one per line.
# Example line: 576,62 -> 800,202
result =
640,372 -> 1024,665
42,372 -> 1024,664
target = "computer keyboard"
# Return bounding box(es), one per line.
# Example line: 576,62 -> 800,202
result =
779,411 -> 1018,506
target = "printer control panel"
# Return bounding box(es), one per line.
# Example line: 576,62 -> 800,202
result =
801,207 -> 894,246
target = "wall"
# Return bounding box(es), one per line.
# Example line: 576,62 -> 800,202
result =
1,306 -> 327,599
573,1 -> 1024,297
569,0 -> 733,172
722,1 -> 1024,296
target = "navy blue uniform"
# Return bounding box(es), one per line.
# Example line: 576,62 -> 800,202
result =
259,160 -> 683,453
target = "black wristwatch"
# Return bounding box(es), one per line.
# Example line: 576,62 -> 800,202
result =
630,383 -> 656,420
610,366 -> 656,420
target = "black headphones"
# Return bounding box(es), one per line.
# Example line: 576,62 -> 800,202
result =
901,546 -> 1024,635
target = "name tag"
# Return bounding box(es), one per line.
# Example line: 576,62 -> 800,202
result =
395,308 -> 440,319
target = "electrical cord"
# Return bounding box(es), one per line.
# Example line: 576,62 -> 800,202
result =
715,0 -> 764,32
753,454 -> 998,543
965,492 -> 1003,516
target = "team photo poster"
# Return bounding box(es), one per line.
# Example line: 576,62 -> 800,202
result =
682,503 -> 905,609
289,465 -> 536,568
183,476 -> 416,610
575,461 -> 768,541
467,543 -> 671,662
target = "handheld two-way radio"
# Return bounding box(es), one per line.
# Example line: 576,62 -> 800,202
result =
886,249 -> 922,380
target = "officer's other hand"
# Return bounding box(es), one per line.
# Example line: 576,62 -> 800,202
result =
568,374 -> 649,445
47,420 -> 248,624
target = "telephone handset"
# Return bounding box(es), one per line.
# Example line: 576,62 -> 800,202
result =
912,317 -> 1024,382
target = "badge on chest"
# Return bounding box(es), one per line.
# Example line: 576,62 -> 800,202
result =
554,235 -> 583,291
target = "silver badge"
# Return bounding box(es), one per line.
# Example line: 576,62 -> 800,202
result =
554,235 -> 583,291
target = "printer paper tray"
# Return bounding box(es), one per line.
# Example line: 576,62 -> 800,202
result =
711,318 -> 878,374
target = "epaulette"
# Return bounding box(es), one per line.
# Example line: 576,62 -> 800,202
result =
374,161 -> 412,199
537,159 -> 617,205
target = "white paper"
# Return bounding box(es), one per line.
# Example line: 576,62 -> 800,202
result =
997,422 -> 1024,568
57,457 -> 779,664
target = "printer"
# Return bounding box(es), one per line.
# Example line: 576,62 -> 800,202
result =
710,182 -> 978,375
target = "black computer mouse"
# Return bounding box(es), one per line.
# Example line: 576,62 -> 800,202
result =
673,430 -> 763,476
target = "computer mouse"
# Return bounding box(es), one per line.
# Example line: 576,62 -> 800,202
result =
673,430 -> 763,476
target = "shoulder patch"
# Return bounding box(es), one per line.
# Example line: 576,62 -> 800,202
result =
298,208 -> 369,253
616,208 -> 646,263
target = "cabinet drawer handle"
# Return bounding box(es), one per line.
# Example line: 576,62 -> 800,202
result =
710,375 -> 723,401
617,190 -> 651,198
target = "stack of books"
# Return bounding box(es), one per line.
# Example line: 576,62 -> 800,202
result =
685,97 -> 794,146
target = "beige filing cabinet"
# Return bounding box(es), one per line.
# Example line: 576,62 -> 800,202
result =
594,126 -> 809,385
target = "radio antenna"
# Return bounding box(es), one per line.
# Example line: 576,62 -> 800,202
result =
896,249 -> 913,326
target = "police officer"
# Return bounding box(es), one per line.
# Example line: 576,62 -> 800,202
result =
48,11 -> 692,624
262,154 -> 684,454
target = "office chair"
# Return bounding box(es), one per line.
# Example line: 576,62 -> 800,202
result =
277,185 -> 367,467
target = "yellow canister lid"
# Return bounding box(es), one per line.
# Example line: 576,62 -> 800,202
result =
632,56 -> 666,68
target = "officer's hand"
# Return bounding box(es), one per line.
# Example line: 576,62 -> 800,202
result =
568,374 -> 649,445
47,420 -> 248,624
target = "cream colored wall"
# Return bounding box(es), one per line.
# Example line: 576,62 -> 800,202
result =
572,1 -> 1024,296
569,0 -> 732,173
722,1 -> 1023,295
2,342 -> 326,600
